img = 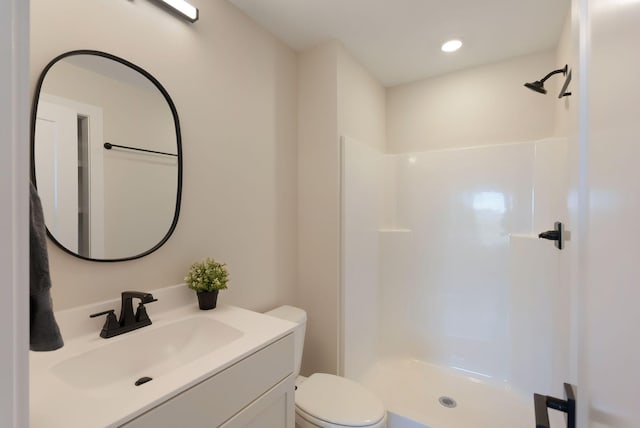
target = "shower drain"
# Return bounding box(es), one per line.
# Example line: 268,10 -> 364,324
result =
438,396 -> 457,408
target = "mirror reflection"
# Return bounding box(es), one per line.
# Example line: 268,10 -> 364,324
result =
32,51 -> 182,261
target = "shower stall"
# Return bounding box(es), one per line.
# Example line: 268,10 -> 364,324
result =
340,136 -> 571,427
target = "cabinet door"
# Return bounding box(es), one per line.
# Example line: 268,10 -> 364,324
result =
122,335 -> 293,428
220,375 -> 295,428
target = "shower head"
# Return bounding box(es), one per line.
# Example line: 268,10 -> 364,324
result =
524,65 -> 568,95
524,80 -> 547,94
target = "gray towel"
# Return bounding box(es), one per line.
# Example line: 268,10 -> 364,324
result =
30,183 -> 63,351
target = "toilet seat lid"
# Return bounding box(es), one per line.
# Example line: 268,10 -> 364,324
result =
296,373 -> 385,427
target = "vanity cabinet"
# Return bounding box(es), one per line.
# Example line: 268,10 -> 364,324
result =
122,334 -> 295,428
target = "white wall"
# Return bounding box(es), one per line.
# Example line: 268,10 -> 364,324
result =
31,0 -> 298,311
578,0 -> 640,425
297,41 -> 386,375
386,51 -> 559,153
0,0 -> 29,425
297,41 -> 340,376
340,138 -> 384,380
337,49 -> 386,152
336,46 -> 386,376
554,11 -> 574,138
546,13 -> 575,401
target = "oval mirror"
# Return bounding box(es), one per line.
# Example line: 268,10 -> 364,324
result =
31,50 -> 182,262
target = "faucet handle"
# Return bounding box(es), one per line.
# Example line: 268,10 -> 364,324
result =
89,309 -> 120,338
135,303 -> 153,324
90,309 -> 116,318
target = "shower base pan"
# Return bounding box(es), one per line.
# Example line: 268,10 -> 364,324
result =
358,358 -> 566,428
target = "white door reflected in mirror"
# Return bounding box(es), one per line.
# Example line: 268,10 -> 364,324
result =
35,100 -> 80,253
35,94 -> 105,258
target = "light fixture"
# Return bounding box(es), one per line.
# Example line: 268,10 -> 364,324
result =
441,39 -> 463,53
155,0 -> 199,22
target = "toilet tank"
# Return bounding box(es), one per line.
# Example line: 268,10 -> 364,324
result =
265,305 -> 306,377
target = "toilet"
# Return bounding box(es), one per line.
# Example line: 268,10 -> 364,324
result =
265,305 -> 387,428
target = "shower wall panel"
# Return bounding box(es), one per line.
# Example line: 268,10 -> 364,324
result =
341,138 -> 569,391
379,143 -> 535,382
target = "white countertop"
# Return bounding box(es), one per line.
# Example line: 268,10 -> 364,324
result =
30,285 -> 295,427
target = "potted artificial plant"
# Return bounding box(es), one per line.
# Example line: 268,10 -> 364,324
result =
185,257 -> 229,310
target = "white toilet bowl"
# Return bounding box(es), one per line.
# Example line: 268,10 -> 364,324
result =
295,373 -> 386,428
265,306 -> 387,428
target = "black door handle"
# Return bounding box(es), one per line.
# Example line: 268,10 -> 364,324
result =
534,383 -> 576,428
538,221 -> 564,250
538,230 -> 560,240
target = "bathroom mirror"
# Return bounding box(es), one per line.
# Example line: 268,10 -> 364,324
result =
31,50 -> 182,262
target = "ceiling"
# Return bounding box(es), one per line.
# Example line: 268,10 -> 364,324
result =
228,0 -> 571,86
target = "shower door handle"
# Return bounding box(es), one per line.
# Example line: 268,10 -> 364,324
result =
533,383 -> 576,428
538,221 -> 564,250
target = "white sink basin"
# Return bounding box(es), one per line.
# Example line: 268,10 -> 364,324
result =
30,285 -> 296,428
51,316 -> 243,390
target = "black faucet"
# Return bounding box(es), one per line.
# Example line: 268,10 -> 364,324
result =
89,291 -> 158,338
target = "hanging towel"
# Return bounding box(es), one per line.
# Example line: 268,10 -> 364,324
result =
30,183 -> 63,351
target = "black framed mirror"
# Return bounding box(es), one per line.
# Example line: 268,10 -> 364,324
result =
31,50 -> 182,262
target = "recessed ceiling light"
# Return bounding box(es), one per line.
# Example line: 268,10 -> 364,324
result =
441,40 -> 463,53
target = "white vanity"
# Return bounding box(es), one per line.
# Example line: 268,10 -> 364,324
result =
30,285 -> 296,427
